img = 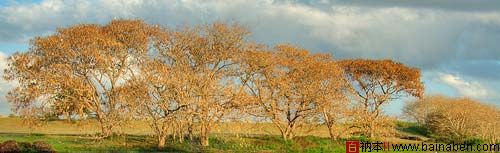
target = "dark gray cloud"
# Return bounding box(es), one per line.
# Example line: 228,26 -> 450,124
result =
0,0 -> 499,69
446,60 -> 500,81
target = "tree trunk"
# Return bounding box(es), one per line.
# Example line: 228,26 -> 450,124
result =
200,133 -> 209,147
280,128 -> 293,141
324,111 -> 339,142
188,125 -> 194,141
158,134 -> 167,149
188,118 -> 194,141
287,131 -> 294,140
178,128 -> 184,143
281,133 -> 288,141
279,128 -> 288,141
200,125 -> 209,147
96,112 -> 113,138
173,129 -> 177,142
65,112 -> 72,123
328,127 -> 339,142
100,122 -> 113,138
368,121 -> 374,138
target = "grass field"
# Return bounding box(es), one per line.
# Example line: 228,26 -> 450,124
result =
0,117 -> 426,152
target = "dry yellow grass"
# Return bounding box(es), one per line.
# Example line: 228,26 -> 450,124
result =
0,117 -> 150,135
0,117 -> 330,137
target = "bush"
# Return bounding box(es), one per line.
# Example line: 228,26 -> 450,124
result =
406,96 -> 500,143
464,138 -> 484,145
0,140 -> 21,152
399,135 -> 423,141
7,114 -> 16,118
0,140 -> 56,153
33,141 -> 56,152
347,136 -> 368,142
432,135 -> 457,144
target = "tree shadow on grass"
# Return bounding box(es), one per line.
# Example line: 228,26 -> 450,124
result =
395,122 -> 428,137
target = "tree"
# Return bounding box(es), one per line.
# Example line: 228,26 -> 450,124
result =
339,59 -> 424,138
118,59 -> 187,148
311,60 -> 352,142
405,96 -> 500,143
240,45 -> 347,141
317,93 -> 351,141
150,22 -> 250,147
3,19 -> 162,137
403,95 -> 448,124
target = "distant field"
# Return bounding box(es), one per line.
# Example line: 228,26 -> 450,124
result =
0,117 -> 424,152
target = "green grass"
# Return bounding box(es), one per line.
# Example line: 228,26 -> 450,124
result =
0,117 -> 430,152
0,133 -> 346,152
0,133 -> 430,153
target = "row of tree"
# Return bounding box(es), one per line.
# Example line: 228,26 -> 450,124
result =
3,19 -> 424,148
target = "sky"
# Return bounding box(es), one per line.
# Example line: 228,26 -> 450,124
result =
0,0 -> 499,116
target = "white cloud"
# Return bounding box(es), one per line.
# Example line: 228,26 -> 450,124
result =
439,73 -> 492,98
0,51 -> 16,114
0,51 -> 14,91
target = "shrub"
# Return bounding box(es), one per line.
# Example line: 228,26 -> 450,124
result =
7,114 -> 16,118
0,140 -> 56,153
464,138 -> 484,145
405,96 -> 500,143
33,141 -> 55,152
347,136 -> 368,142
0,140 -> 21,152
18,142 -> 35,152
